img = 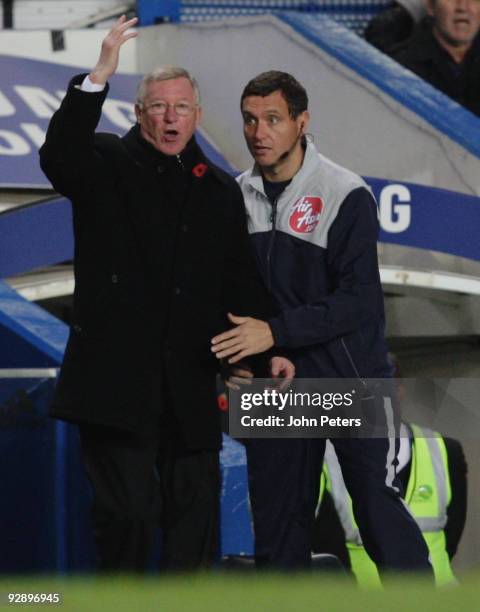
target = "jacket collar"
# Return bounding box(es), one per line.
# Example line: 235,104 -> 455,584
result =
405,20 -> 452,62
122,124 -> 203,172
244,140 -> 320,197
122,124 -> 232,185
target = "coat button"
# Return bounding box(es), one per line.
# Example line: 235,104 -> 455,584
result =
111,274 -> 118,283
73,324 -> 82,333
181,224 -> 188,233
157,165 -> 166,174
174,287 -> 181,296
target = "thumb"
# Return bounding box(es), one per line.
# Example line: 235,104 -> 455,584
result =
270,358 -> 280,377
228,312 -> 248,325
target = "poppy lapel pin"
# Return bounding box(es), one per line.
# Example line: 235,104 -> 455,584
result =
192,163 -> 208,178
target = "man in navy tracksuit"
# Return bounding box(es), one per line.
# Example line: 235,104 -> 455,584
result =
211,71 -> 432,577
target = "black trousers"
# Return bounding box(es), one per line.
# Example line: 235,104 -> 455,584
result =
246,396 -> 432,576
79,423 -> 220,572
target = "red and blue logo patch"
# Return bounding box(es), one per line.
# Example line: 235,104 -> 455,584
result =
289,196 -> 323,233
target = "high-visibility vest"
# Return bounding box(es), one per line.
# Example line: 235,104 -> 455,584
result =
318,425 -> 456,588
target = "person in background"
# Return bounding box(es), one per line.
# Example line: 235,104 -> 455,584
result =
314,423 -> 467,588
365,0 -> 426,54
391,0 -> 480,116
39,16 -> 286,572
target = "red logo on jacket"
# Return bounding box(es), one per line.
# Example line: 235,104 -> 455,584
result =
289,196 -> 323,233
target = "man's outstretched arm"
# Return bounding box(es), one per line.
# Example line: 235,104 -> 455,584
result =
211,188 -> 382,360
39,15 -> 137,196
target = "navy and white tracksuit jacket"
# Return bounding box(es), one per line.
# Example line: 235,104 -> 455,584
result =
236,142 -> 432,573
237,141 -> 392,380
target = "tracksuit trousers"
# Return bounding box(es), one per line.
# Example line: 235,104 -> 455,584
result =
245,397 -> 432,576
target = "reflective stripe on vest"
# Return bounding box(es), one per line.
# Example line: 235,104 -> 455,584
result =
320,427 -> 455,587
405,424 -> 451,533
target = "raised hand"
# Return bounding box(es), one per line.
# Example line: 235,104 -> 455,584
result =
89,14 -> 138,85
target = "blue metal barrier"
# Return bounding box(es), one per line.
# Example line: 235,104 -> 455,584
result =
0,280 -> 253,572
0,377 -> 59,572
137,0 -> 392,34
2,174 -> 480,286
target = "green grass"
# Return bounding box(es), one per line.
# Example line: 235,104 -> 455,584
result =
1,572 -> 479,611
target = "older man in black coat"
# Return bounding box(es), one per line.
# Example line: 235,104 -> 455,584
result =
40,16 -> 283,572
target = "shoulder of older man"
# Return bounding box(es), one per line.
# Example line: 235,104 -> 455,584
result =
389,17 -> 438,63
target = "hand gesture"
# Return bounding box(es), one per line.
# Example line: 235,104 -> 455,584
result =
224,362 -> 254,391
90,14 -> 138,85
269,356 -> 295,391
211,313 -> 274,364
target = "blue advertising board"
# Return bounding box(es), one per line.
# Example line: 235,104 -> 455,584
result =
1,55 -> 479,273
2,177 -> 479,280
0,55 -> 233,188
369,178 -> 480,262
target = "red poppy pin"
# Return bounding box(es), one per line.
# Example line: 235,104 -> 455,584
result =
192,163 -> 208,178
217,392 -> 229,412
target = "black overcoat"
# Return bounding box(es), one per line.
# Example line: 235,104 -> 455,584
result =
39,75 -> 270,449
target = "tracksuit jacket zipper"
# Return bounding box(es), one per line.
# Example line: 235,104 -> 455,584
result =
341,338 -> 360,378
341,337 -> 369,393
266,194 -> 363,386
266,196 -> 279,292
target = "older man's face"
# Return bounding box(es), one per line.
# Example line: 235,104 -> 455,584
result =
135,77 -> 201,156
429,0 -> 480,48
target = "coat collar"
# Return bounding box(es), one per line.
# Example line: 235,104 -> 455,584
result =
121,124 -> 230,185
122,124 -> 203,172
243,140 -> 320,197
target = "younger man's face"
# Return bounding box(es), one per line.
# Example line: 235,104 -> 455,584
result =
241,90 -> 308,170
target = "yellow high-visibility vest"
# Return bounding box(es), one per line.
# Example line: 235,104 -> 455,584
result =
318,425 -> 456,588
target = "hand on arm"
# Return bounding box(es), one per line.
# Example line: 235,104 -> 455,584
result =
89,14 -> 138,85
211,313 -> 274,364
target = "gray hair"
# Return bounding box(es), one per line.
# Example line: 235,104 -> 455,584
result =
136,66 -> 201,105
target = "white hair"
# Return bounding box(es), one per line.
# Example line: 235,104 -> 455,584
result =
136,66 -> 200,105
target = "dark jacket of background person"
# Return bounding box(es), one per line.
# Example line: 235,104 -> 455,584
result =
365,2 -> 423,54
391,18 -> 480,117
39,74 -> 270,450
